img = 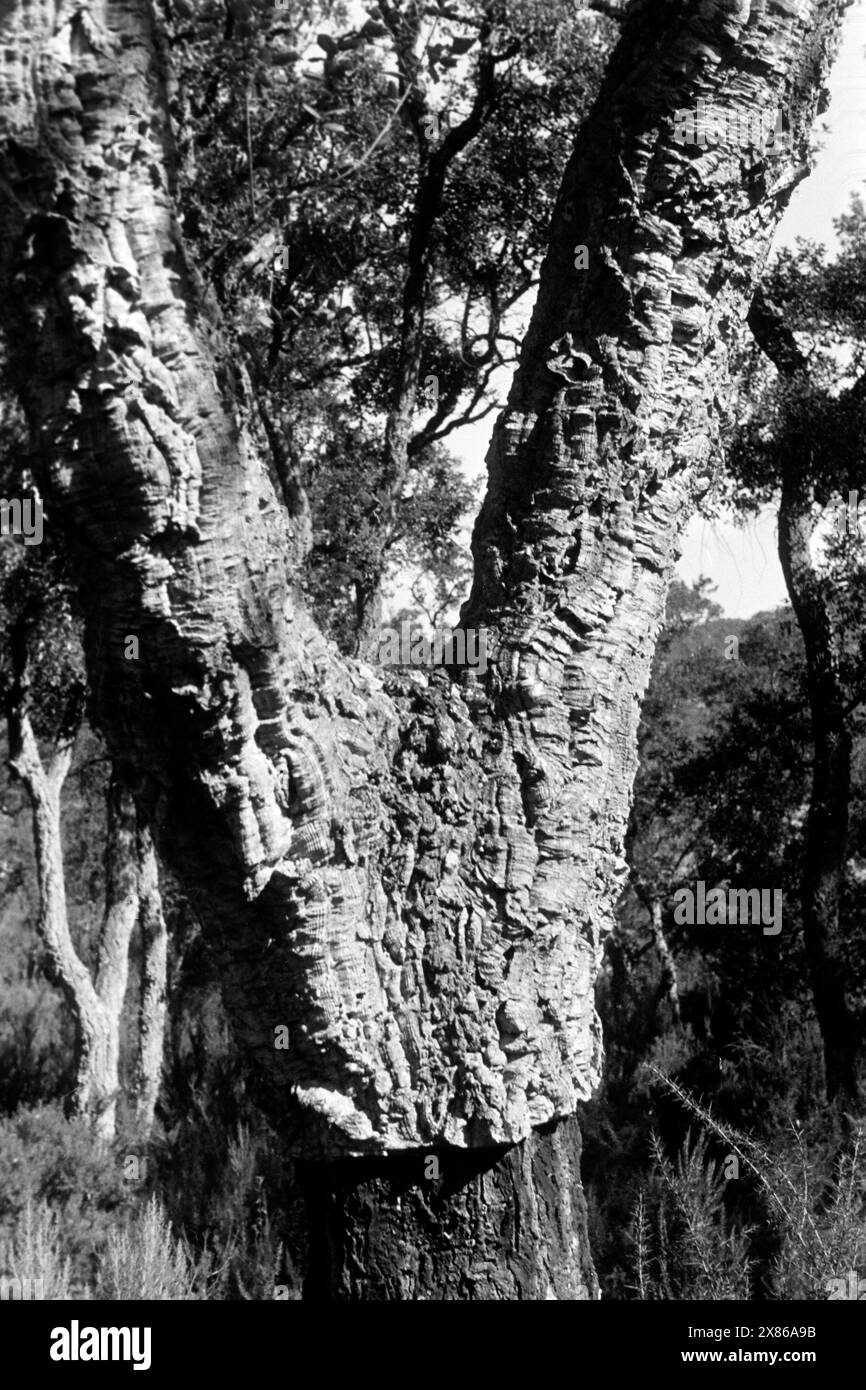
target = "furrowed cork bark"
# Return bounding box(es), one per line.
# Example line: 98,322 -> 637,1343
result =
0,0 -> 850,1295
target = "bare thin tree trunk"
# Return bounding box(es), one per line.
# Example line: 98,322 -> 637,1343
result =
7,711 -> 116,1133
7,708 -> 167,1137
650,899 -> 681,1030
89,772 -> 142,1132
131,819 -> 168,1135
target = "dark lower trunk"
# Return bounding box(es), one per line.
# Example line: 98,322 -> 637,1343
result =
297,1115 -> 596,1301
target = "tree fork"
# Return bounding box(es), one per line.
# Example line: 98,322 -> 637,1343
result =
0,0 -> 852,1297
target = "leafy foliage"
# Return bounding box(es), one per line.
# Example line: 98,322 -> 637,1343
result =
169,0 -> 616,640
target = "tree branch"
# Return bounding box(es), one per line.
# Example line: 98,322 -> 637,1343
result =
748,285 -> 811,376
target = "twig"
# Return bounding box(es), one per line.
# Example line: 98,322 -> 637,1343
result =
245,86 -> 256,219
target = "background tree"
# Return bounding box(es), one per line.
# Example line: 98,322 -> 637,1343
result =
724,199 -> 866,1107
0,396 -> 168,1141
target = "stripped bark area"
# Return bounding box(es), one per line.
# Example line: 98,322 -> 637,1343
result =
298,1112 -> 596,1300
0,0 -> 851,1295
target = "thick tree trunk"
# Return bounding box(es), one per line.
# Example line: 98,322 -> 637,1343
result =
299,1114 -> 596,1300
0,0 -> 849,1295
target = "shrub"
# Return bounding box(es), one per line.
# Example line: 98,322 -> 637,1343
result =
0,1103 -> 131,1293
95,1197 -> 200,1300
629,1068 -> 866,1300
629,1129 -> 753,1299
0,1199 -> 74,1300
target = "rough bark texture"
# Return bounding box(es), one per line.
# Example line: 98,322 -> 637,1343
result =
299,1114 -> 596,1300
0,0 -> 851,1295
